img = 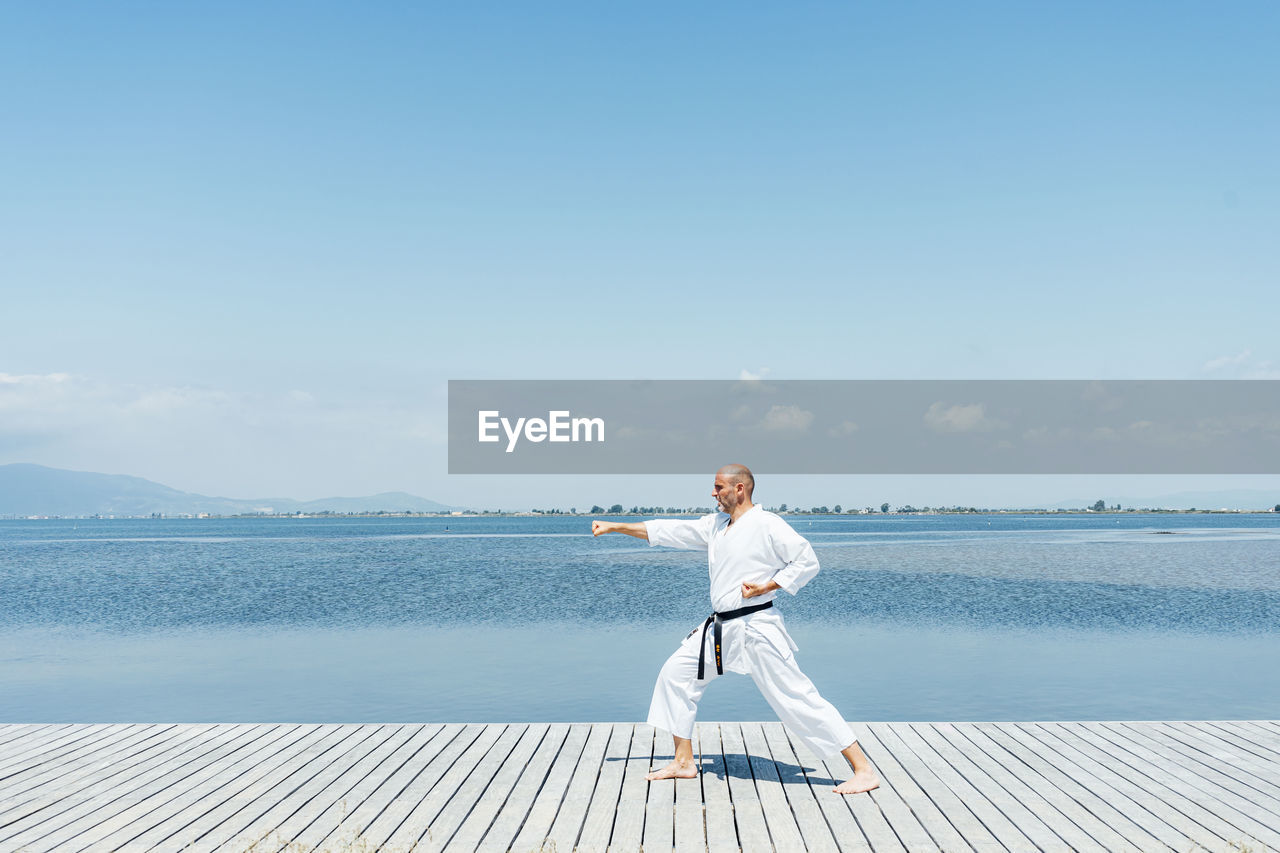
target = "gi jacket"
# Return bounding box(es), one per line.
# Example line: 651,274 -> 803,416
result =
646,505 -> 821,675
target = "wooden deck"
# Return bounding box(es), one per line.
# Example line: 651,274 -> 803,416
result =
1,722 -> 1278,852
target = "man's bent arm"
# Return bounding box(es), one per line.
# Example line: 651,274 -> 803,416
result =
771,533 -> 820,594
742,579 -> 782,599
592,520 -> 649,540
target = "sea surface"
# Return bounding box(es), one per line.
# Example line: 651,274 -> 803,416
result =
1,513 -> 1278,723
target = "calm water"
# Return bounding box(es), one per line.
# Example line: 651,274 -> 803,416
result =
1,514 -> 1278,722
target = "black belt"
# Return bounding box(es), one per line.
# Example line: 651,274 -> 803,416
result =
695,600 -> 774,680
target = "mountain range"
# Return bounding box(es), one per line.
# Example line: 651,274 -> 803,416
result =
0,464 -> 464,517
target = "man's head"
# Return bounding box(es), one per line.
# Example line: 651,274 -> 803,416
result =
712,464 -> 755,514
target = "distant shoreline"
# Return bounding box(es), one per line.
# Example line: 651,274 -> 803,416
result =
3,508 -> 1278,521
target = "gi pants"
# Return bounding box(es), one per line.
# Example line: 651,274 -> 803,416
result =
647,611 -> 856,758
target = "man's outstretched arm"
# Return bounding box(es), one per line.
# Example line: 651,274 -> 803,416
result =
592,520 -> 649,540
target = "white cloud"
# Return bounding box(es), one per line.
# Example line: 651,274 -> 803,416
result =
1203,350 -> 1252,372
1079,382 -> 1124,412
0,373 -> 107,425
0,372 -> 72,386
758,404 -> 814,433
827,420 -> 859,437
0,372 -> 449,498
126,387 -> 234,416
738,367 -> 771,381
1202,350 -> 1280,378
924,401 -> 1006,433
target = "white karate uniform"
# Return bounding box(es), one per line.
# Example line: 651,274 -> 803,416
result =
645,505 -> 856,758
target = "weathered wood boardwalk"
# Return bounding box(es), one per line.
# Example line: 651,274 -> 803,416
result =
1,721 -> 1278,852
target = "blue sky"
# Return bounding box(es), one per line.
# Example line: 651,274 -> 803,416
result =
2,2 -> 1278,508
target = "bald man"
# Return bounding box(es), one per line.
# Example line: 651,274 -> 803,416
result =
593,464 -> 880,794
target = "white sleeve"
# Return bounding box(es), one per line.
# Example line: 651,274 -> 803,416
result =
769,519 -> 820,594
645,514 -> 717,551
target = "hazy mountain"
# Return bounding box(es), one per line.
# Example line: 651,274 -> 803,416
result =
1052,489 -> 1280,511
0,464 -> 463,516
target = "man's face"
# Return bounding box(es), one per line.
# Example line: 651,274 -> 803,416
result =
712,474 -> 740,512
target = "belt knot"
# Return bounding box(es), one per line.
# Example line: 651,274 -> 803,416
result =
695,600 -> 774,680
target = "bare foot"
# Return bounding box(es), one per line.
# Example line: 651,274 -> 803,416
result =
645,760 -> 698,781
833,771 -> 880,794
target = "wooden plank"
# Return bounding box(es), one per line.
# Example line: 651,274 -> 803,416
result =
694,723 -> 740,853
925,723 -> 1106,852
0,724 -> 174,803
214,724 -> 388,852
447,723 -> 553,853
475,723 -> 570,853
955,724 -> 1148,852
540,722 -> 611,853
301,724 -> 449,850
64,723 -> 315,852
138,724 -> 359,852
1203,721 -> 1280,763
719,722 -> 772,853
272,724 -> 433,851
759,722 -> 839,853
1134,723 -> 1280,801
997,722 -> 1213,851
640,724 -> 675,853
409,723 -> 532,853
1072,722 -> 1280,848
865,722 -> 992,851
251,724 -> 425,853
0,723 -> 87,760
0,724 -> 160,792
0,725 -> 210,834
763,721 -> 864,853
3,720 -> 1278,853
1172,717 -> 1280,763
378,723 -> 514,851
1193,721 -> 1280,773
15,724 -> 294,851
905,723 -> 1055,852
1030,723 -> 1243,850
816,756 -> 904,853
508,723 -> 592,852
883,722 -> 1023,852
609,722 -> 652,853
853,724 -> 969,852
0,724 -> 239,846
742,721 -> 808,853
0,725 -> 60,770
1089,722 -> 1280,831
891,722 -> 1033,852
0,723 -> 268,851
809,729 -> 912,853
0,724 -> 54,752
1236,720 -> 1280,743
674,724 -> 705,853
328,724 -> 472,852
577,723 -> 632,853
1200,721 -> 1280,758
0,724 -> 102,773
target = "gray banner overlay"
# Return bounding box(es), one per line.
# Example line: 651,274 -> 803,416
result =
448,380 -> 1280,474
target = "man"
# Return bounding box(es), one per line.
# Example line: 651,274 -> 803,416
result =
592,464 -> 880,794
